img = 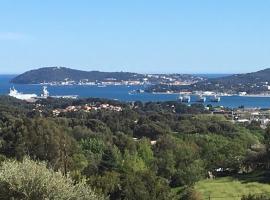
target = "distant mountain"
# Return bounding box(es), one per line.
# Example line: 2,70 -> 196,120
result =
11,67 -> 145,84
11,67 -> 202,85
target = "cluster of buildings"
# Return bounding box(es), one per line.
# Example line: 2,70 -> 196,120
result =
43,79 -> 149,86
39,73 -> 204,87
233,108 -> 270,128
146,74 -> 204,86
210,106 -> 270,129
52,103 -> 123,116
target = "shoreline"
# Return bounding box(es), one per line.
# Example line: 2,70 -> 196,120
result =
241,94 -> 270,98
149,92 -> 270,98
8,83 -> 270,98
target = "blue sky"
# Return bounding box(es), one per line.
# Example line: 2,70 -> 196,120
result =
0,0 -> 269,74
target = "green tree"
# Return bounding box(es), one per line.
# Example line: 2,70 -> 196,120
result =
99,146 -> 122,172
137,138 -> 154,167
122,150 -> 147,173
121,171 -> 177,200
87,171 -> 121,198
0,157 -> 104,200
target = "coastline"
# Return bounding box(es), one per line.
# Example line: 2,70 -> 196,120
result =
149,92 -> 270,98
241,94 -> 270,98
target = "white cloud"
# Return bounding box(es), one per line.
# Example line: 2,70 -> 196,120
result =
0,32 -> 25,40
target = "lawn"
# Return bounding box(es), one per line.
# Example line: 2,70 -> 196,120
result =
195,171 -> 270,200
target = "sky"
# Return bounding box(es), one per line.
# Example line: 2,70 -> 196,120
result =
0,0 -> 269,74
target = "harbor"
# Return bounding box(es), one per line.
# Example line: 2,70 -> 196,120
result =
2,75 -> 270,108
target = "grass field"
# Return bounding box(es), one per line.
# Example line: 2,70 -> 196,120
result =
194,171 -> 270,200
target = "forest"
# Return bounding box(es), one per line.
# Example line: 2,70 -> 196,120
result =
0,96 -> 269,200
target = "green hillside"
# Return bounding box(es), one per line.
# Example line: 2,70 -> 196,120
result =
10,67 -> 143,84
195,172 -> 270,200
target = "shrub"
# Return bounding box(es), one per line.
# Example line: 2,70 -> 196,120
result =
0,157 -> 104,200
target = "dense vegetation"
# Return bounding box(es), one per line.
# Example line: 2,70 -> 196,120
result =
0,96 -> 270,199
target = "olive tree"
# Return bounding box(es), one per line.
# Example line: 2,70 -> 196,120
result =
0,157 -> 104,200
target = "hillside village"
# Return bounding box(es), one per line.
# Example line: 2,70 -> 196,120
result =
52,103 -> 123,116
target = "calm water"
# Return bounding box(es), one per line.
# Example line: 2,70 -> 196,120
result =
1,75 -> 270,108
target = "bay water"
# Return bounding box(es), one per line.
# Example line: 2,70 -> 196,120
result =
1,75 -> 270,108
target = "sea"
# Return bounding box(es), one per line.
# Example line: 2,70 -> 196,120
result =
1,74 -> 270,109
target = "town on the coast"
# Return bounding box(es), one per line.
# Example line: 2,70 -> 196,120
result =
8,85 -> 270,130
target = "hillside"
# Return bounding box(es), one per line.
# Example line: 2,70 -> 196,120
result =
146,68 -> 270,94
11,67 -> 144,84
10,67 -> 203,85
192,68 -> 270,93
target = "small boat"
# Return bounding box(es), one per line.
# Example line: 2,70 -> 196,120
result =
128,89 -> 144,95
210,95 -> 221,102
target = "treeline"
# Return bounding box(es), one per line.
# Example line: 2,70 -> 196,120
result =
0,96 -> 269,199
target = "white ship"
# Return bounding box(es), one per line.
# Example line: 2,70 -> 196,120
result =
41,86 -> 49,98
182,95 -> 191,103
177,95 -> 183,102
9,87 -> 37,100
196,94 -> 206,103
9,86 -> 78,100
178,95 -> 191,103
210,95 -> 221,102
